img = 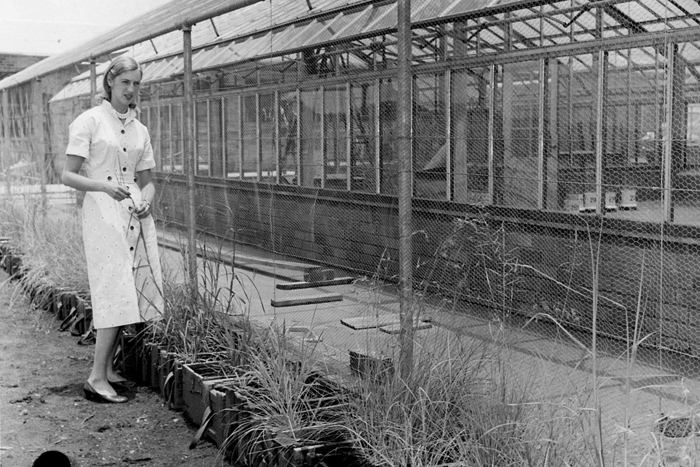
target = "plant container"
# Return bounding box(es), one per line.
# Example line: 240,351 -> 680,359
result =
117,331 -> 143,382
150,343 -> 160,391
161,354 -> 185,410
206,385 -> 239,448
181,362 -> 237,428
231,422 -> 356,467
140,342 -> 159,388
349,350 -> 394,384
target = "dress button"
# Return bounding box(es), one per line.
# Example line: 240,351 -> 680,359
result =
133,177 -> 138,182
121,130 -> 125,134
128,206 -> 133,211
123,167 -> 127,172
107,176 -> 112,181
130,226 -> 135,230
123,148 -> 127,152
129,247 -> 134,251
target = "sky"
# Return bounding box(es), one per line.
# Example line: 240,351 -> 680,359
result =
0,0 -> 173,56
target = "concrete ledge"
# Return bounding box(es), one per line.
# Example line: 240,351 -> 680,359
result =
271,294 -> 343,307
276,277 -> 355,290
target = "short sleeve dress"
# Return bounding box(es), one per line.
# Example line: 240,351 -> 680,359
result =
66,100 -> 164,330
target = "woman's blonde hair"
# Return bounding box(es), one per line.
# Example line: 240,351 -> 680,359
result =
102,56 -> 142,107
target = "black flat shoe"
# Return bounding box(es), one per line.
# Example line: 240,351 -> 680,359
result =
83,382 -> 128,404
109,380 -> 136,391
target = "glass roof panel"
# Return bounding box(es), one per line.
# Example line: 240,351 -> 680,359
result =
361,2 -> 397,33
265,23 -> 311,53
241,32 -> 276,60
301,12 -> 358,45
281,19 -> 327,51
412,0 -> 458,23
676,0 -> 700,14
443,0 -> 516,19
332,2 -> 395,42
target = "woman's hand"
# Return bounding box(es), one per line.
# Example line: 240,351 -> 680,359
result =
135,200 -> 151,219
102,182 -> 132,201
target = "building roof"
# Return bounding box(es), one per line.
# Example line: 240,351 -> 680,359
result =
5,0 -> 526,91
7,0 -> 700,95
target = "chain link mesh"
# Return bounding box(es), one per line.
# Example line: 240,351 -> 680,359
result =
4,0 -> 700,463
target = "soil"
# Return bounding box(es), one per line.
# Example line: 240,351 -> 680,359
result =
0,272 -> 222,467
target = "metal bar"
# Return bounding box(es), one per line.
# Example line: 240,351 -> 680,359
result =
418,0 -> 639,33
194,101 -> 200,174
296,88 -> 301,186
595,49 -> 605,216
488,64 -> 495,204
396,0 -> 413,382
320,85 -> 325,189
445,68 -> 452,201
182,24 -> 198,299
34,77 -> 47,211
274,90 -> 280,184
537,58 -> 545,210
0,90 -> 9,196
346,81 -> 352,191
374,78 -> 380,194
429,27 -> 700,74
220,97 -> 225,177
238,94 -> 243,181
207,99 -> 212,176
90,60 -> 97,105
663,42 -> 675,223
256,93 -> 261,181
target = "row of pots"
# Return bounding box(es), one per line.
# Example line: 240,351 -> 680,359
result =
116,333 -> 363,467
0,240 -> 372,467
0,241 -> 94,344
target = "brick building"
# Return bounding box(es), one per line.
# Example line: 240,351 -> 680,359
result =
0,53 -> 45,81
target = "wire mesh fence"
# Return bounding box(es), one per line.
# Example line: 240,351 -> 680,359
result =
4,0 -> 700,464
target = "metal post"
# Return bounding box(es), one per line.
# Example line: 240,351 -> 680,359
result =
663,42 -> 675,223
1,90 -> 10,196
595,50 -> 605,215
34,77 -> 47,211
182,24 -> 198,300
396,0 -> 414,382
90,59 -> 97,106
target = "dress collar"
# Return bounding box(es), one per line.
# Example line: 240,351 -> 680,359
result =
101,100 -> 136,124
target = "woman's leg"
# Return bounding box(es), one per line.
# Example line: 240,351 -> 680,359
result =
87,326 -> 121,395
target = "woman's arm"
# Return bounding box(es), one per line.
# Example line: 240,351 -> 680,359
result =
135,169 -> 154,218
62,154 -> 131,201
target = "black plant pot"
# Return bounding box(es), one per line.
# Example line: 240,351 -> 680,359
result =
116,331 -> 143,383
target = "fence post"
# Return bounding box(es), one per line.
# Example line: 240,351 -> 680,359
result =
1,90 -> 10,196
397,0 -> 414,382
90,59 -> 97,106
33,77 -> 48,211
182,23 -> 198,301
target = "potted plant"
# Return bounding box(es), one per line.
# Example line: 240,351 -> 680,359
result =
221,324 -> 357,467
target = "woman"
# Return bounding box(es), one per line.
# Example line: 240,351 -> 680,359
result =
62,56 -> 163,403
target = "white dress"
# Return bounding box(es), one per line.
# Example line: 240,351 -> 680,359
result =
66,100 -> 164,329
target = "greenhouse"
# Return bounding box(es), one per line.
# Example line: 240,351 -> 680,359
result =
2,0 -> 700,356
5,0 -> 700,464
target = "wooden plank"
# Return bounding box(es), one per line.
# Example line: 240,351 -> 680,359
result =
271,294 -> 343,308
378,321 -> 432,334
341,313 -> 399,330
276,276 -> 355,290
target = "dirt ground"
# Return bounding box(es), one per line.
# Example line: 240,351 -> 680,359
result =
0,271 -> 223,467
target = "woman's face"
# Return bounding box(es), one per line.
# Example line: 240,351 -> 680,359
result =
108,69 -> 142,113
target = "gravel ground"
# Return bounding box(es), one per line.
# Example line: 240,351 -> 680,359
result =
0,272 -> 223,467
